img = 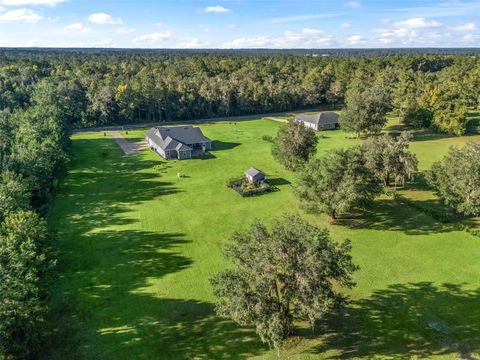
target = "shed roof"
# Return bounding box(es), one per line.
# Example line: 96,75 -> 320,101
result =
245,167 -> 265,180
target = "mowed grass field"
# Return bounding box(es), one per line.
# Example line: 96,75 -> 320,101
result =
47,119 -> 480,359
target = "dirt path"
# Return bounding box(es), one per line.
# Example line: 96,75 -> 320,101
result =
110,131 -> 147,155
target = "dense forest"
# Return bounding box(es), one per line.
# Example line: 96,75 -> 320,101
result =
0,49 -> 479,132
0,48 -> 479,359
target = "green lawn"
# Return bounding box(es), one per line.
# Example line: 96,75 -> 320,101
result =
47,119 -> 480,359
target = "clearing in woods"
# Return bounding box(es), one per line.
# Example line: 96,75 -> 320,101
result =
47,118 -> 480,359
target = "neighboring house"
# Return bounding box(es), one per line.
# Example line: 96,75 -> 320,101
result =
295,112 -> 340,131
145,126 -> 212,160
245,167 -> 266,184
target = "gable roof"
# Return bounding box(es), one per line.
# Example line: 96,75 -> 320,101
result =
295,112 -> 339,126
245,167 -> 265,180
157,126 -> 211,145
146,126 -> 211,151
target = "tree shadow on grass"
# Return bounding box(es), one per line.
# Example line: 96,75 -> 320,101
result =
46,136 -> 266,359
267,177 -> 291,186
467,118 -> 480,134
336,199 -> 457,235
96,297 -> 264,359
52,138 -> 181,234
48,228 -> 266,359
313,282 -> 480,359
212,140 -> 241,151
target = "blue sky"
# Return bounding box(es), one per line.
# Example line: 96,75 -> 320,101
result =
0,0 -> 479,48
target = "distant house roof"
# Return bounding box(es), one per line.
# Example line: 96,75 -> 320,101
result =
146,126 -> 211,152
245,167 -> 266,181
295,112 -> 339,126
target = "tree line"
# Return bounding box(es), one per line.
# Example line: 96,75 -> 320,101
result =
0,50 -> 479,135
0,77 -> 69,359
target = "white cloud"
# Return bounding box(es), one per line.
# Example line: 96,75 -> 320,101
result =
0,38 -> 42,46
394,17 -> 442,29
155,22 -> 163,27
117,27 -> 135,34
391,2 -> 480,18
346,34 -> 365,45
88,12 -> 122,25
227,23 -> 236,29
266,13 -> 337,25
132,31 -> 171,46
0,0 -> 63,5
0,8 -> 42,22
346,1 -> 361,8
93,38 -> 113,47
452,23 -> 477,32
65,22 -> 91,33
365,16 -> 449,47
302,28 -> 324,35
340,22 -> 350,29
177,37 -> 208,48
222,28 -> 332,48
204,5 -> 230,13
463,34 -> 480,42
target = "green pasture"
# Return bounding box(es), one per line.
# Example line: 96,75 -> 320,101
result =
47,119 -> 480,359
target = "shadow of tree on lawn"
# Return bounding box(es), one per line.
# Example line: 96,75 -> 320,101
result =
46,137 -> 266,359
267,177 -> 291,186
336,198 -> 457,235
314,282 -> 480,359
212,140 -> 241,151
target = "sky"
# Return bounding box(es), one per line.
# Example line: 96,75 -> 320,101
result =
0,0 -> 479,48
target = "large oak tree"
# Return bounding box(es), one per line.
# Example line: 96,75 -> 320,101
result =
272,121 -> 318,171
428,142 -> 480,216
296,146 -> 382,219
210,214 -> 357,348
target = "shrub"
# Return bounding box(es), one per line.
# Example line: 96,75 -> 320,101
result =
261,135 -> 273,143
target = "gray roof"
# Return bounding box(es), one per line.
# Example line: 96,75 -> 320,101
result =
146,126 -> 211,151
175,142 -> 191,151
245,167 -> 265,180
158,126 -> 211,145
295,112 -> 339,126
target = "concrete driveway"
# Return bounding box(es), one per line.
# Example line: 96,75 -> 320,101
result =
110,131 -> 147,155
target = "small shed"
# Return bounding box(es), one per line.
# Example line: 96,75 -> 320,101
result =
245,167 -> 266,184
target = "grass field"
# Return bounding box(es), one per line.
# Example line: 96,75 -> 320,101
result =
47,119 -> 480,359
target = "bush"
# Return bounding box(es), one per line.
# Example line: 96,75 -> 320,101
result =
261,135 -> 273,143
227,177 -> 271,197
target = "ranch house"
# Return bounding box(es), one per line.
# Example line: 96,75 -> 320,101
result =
295,112 -> 340,131
145,126 -> 212,160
